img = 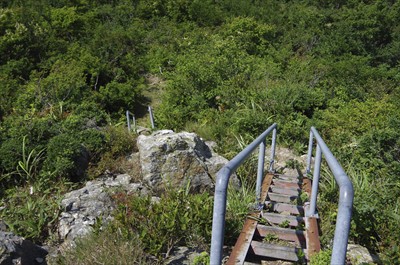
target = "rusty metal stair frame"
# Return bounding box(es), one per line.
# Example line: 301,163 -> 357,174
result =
226,172 -> 321,264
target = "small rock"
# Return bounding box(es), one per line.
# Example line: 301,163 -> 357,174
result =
58,174 -> 146,244
0,231 -> 47,265
347,244 -> 380,264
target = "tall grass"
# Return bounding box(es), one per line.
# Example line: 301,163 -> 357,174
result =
49,229 -> 150,265
317,162 -> 400,261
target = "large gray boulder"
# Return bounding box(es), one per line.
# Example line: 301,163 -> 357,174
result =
137,130 -> 232,193
58,174 -> 147,243
0,231 -> 47,265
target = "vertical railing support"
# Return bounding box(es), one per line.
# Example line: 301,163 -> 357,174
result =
256,139 -> 266,204
306,130 -> 314,175
126,110 -> 136,133
269,128 -> 277,172
307,144 -> 321,217
133,115 -> 136,132
148,106 -> 155,129
126,110 -> 131,132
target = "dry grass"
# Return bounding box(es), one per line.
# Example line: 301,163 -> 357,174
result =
49,229 -> 153,265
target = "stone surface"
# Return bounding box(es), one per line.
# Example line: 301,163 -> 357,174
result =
347,244 -> 380,264
268,147 -> 310,177
137,130 -> 233,193
58,174 -> 147,243
0,231 -> 47,265
165,247 -> 204,265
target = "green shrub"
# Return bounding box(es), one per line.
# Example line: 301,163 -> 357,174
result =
224,173 -> 257,245
62,102 -> 110,131
90,125 -> 137,177
0,180 -> 68,243
77,129 -> 106,162
43,133 -> 88,181
310,249 -> 332,265
99,80 -> 143,113
111,187 -> 213,259
192,251 -> 210,265
49,227 -> 150,265
0,137 -> 23,174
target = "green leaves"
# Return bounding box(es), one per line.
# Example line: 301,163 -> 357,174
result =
1,180 -> 66,243
112,189 -> 213,259
17,136 -> 45,184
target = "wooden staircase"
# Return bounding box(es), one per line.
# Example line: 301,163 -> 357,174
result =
226,172 -> 321,264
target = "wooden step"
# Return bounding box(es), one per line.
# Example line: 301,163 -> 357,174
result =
276,175 -> 300,182
266,201 -> 304,215
272,179 -> 301,190
267,192 -> 298,203
248,241 -> 304,262
255,225 -> 306,248
270,186 -> 300,196
261,212 -> 305,227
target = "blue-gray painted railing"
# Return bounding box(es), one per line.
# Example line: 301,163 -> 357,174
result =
306,127 -> 354,265
210,123 -> 277,265
148,106 -> 155,129
126,106 -> 155,132
126,110 -> 136,132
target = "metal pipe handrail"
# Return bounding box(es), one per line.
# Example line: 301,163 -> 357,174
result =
126,110 -> 136,132
148,106 -> 155,129
126,106 -> 155,132
306,127 -> 354,265
210,123 -> 277,265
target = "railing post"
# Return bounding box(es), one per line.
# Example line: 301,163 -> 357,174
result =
148,106 -> 155,129
132,115 -> 136,133
126,110 -> 131,132
210,167 -> 231,265
306,130 -> 314,175
331,182 -> 354,265
256,139 -> 266,204
269,128 -> 277,172
307,143 -> 321,217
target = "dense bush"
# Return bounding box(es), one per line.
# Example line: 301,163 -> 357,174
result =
111,187 -> 213,259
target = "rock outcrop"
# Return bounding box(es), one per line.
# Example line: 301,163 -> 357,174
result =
271,146 -> 311,176
58,174 -> 147,243
137,130 -> 231,193
0,231 -> 47,265
347,244 -> 380,264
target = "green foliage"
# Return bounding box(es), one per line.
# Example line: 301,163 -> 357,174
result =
0,179 -> 68,243
224,177 -> 256,245
50,227 -> 149,265
111,187 -> 213,259
0,137 -> 24,174
16,136 -> 45,184
0,0 -> 399,259
263,233 -> 278,243
43,133 -> 88,181
99,80 -> 142,113
62,101 -> 109,131
310,249 -> 332,265
279,220 -> 291,228
192,252 -> 210,265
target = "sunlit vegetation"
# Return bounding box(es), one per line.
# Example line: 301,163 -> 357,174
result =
0,0 -> 399,262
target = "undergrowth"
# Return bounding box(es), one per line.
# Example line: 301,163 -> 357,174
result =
110,184 -> 213,260
49,228 -> 150,265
